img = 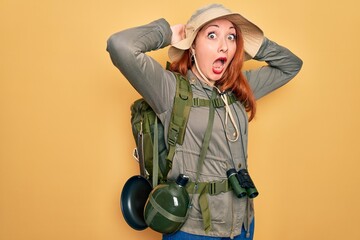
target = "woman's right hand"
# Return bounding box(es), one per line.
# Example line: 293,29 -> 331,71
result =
170,24 -> 185,45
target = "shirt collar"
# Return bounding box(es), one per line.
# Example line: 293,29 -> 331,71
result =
186,70 -> 214,91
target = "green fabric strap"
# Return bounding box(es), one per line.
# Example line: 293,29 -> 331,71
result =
166,73 -> 192,170
198,184 -> 210,231
192,94 -> 237,108
147,195 -> 187,223
186,179 -> 231,195
192,89 -> 217,233
152,117 -> 159,187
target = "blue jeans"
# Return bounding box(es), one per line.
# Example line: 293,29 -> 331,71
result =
162,220 -> 255,240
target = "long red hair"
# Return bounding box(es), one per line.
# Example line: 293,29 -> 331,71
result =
169,24 -> 256,121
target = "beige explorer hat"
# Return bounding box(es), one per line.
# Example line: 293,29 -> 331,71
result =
168,4 -> 264,62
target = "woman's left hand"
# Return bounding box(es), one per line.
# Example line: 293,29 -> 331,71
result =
170,24 -> 185,45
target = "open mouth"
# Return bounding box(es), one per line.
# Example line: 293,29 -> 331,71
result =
212,57 -> 227,74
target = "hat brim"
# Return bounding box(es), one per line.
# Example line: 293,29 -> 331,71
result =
169,12 -> 264,62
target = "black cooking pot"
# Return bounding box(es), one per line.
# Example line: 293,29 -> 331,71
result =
120,175 -> 152,230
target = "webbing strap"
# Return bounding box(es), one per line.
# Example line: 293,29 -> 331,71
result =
191,89 -> 216,233
145,195 -> 187,224
192,94 -> 237,108
186,179 -> 231,195
137,124 -> 146,178
152,117 -> 159,187
166,73 -> 192,169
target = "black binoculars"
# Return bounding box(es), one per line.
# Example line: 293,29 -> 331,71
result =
226,168 -> 258,198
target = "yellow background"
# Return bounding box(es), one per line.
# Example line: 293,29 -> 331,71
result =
1,0 -> 359,239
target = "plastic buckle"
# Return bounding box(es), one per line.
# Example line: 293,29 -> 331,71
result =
193,98 -> 200,107
212,98 -> 223,108
168,126 -> 179,145
209,179 -> 228,195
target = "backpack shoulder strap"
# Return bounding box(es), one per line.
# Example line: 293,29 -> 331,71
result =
166,72 -> 192,170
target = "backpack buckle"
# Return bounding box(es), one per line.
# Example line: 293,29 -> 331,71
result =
168,126 -> 179,145
209,179 -> 229,195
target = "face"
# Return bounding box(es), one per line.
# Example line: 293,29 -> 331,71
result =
191,18 -> 237,84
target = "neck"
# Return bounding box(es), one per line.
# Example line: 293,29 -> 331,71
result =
191,66 -> 213,86
191,55 -> 215,86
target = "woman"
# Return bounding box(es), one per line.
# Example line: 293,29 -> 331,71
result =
107,3 -> 302,240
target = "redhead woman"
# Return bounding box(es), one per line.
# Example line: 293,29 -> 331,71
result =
107,3 -> 302,240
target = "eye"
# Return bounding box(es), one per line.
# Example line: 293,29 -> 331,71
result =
207,32 -> 217,39
228,34 -> 237,41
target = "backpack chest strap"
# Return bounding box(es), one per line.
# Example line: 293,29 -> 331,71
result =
192,94 -> 237,108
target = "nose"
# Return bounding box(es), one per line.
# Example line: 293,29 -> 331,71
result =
218,37 -> 228,53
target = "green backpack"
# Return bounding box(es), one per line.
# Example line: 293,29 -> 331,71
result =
130,72 -> 192,187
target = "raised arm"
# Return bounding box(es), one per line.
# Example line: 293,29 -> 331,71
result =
245,37 -> 303,100
106,18 -> 176,114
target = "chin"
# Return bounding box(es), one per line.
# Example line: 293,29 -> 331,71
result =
208,74 -> 223,81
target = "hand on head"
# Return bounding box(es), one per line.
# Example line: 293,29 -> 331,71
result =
170,24 -> 186,45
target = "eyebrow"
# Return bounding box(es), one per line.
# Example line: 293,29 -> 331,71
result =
205,24 -> 235,30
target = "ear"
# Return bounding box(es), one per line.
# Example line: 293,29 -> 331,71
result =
190,45 -> 196,55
